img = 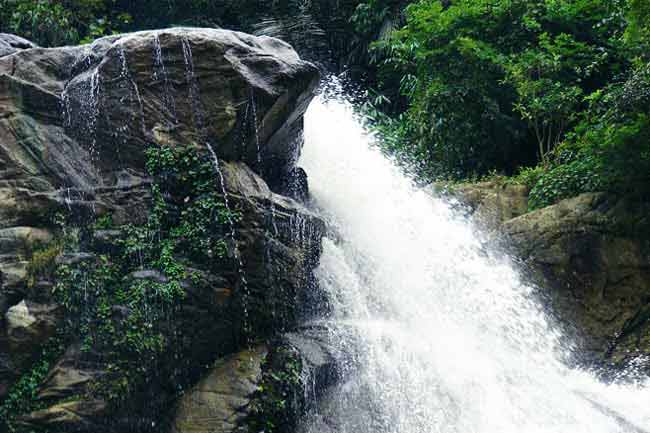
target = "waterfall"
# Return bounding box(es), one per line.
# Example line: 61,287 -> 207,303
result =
297,84 -> 650,433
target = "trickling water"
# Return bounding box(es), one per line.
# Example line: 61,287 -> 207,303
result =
249,89 -> 262,166
181,37 -> 253,338
152,35 -> 178,123
298,85 -> 650,433
181,38 -> 205,133
117,45 -> 147,136
88,69 -> 102,158
61,45 -> 95,129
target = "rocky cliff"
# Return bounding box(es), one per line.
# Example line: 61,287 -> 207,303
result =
445,182 -> 650,377
0,29 -> 325,432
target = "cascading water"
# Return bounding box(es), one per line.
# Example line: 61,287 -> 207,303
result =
298,82 -> 650,433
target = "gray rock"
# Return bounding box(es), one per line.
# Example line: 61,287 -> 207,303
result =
0,28 -> 317,233
0,34 -> 37,58
16,399 -> 108,432
0,299 -> 61,399
432,180 -> 530,229
55,252 -> 97,266
129,269 -> 169,283
6,300 -> 60,352
38,344 -> 105,401
240,326 -> 343,433
503,193 -> 650,370
171,346 -> 268,433
0,28 -> 323,431
0,227 -> 53,255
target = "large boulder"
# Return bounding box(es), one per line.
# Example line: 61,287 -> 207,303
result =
0,28 -> 318,203
0,34 -> 37,58
431,180 -> 530,229
5,300 -> 60,352
501,193 -> 650,372
169,325 -> 341,433
447,185 -> 650,374
170,346 -> 268,433
244,326 -> 343,433
0,29 -> 322,432
0,26 -> 318,309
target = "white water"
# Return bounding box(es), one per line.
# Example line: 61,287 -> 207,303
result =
298,86 -> 650,433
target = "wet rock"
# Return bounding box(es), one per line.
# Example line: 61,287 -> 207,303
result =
171,346 -> 267,433
91,229 -> 124,254
276,167 -> 310,203
37,344 -> 105,401
5,300 -> 60,352
0,33 -> 37,57
445,184 -> 650,373
0,300 -> 61,399
56,252 -> 97,266
502,193 -> 650,371
221,162 -> 325,337
0,227 -> 53,254
0,28 -> 321,432
0,28 -> 317,235
282,328 -> 342,395
0,227 -> 55,305
245,326 -> 342,433
129,269 -> 169,283
12,344 -> 108,431
433,180 -> 530,228
16,399 -> 109,432
0,258 -> 29,305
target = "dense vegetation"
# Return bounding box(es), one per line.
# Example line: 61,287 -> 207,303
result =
0,0 -> 368,63
1,0 -> 648,209
363,0 -> 650,208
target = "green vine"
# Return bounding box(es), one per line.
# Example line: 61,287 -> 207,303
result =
248,346 -> 304,433
0,334 -> 67,432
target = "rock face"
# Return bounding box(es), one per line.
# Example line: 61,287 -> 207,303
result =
451,184 -> 650,374
0,27 -> 318,228
171,346 -> 267,433
0,29 -> 322,433
503,193 -> 650,372
432,180 -> 530,228
0,34 -> 37,57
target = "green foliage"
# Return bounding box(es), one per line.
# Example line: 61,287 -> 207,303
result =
25,241 -> 63,288
248,347 -> 304,433
0,0 -> 131,46
0,335 -> 66,432
503,32 -> 600,163
92,213 -> 113,230
69,143 -> 238,402
626,0 -> 650,50
366,0 -> 631,180
513,165 -> 545,190
1,0 -> 77,46
528,150 -> 604,209
0,0 -> 371,55
527,62 -> 650,209
52,254 -> 183,402
352,0 -> 650,212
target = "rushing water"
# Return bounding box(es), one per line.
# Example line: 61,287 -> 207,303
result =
297,85 -> 650,433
